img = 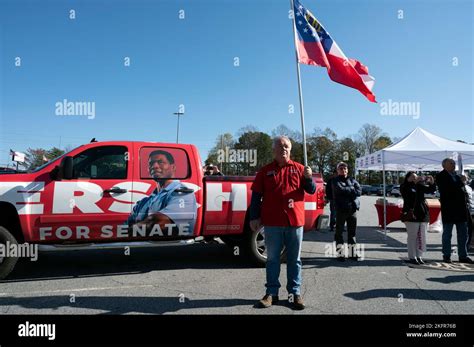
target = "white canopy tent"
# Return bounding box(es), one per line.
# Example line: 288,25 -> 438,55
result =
355,127 -> 474,234
356,127 -> 474,171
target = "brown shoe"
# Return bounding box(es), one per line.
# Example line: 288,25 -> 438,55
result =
255,294 -> 279,308
290,295 -> 305,310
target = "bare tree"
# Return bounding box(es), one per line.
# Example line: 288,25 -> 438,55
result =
358,123 -> 383,154
236,125 -> 259,137
271,124 -> 302,143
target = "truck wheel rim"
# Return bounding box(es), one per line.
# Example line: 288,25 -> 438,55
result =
0,242 -> 4,264
256,228 -> 267,258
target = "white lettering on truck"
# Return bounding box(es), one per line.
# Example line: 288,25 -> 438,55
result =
0,182 -> 44,214
52,182 -> 104,213
206,183 -> 247,211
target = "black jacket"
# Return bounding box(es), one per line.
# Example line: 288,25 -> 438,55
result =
436,170 -> 468,223
325,177 -> 335,202
332,176 -> 361,212
401,182 -> 436,223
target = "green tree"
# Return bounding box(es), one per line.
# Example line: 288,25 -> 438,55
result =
334,137 -> 359,177
24,148 -> 48,170
373,136 -> 392,151
234,131 -> 272,175
46,147 -> 65,161
24,147 -> 65,170
307,128 -> 337,175
206,133 -> 235,173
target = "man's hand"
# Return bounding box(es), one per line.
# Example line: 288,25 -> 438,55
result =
250,218 -> 261,232
304,166 -> 312,179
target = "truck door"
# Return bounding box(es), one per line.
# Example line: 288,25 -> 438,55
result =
129,146 -> 199,239
38,145 -> 132,242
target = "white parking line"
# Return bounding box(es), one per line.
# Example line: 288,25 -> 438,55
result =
0,284 -> 155,297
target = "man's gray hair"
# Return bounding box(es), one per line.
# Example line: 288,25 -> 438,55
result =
442,158 -> 455,167
272,135 -> 292,149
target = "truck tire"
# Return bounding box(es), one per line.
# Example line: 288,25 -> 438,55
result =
245,226 -> 286,267
0,226 -> 19,280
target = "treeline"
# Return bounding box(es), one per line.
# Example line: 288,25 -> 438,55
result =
205,123 -> 394,182
15,147 -> 67,171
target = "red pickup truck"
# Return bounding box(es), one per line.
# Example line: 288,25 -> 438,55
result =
0,141 -> 326,279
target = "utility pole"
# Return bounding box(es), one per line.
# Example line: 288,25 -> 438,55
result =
220,134 -> 224,174
173,112 -> 184,143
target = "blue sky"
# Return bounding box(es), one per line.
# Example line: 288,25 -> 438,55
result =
0,0 -> 472,166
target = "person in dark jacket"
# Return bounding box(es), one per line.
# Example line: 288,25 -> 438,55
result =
461,175 -> 474,250
331,162 -> 362,261
325,169 -> 337,231
400,172 -> 436,265
435,158 -> 473,264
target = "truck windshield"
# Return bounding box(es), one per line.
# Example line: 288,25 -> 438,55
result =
30,154 -> 66,173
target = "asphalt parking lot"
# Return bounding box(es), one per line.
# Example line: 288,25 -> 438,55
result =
0,196 -> 473,314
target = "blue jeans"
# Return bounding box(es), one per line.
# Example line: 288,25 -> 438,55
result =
264,226 -> 303,296
442,222 -> 468,258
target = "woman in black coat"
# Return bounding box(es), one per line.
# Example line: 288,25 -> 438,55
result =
401,172 -> 436,265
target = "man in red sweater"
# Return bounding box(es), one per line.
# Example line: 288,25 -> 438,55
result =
250,135 -> 316,310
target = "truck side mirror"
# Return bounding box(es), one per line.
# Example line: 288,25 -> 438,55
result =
51,156 -> 74,180
61,156 -> 73,180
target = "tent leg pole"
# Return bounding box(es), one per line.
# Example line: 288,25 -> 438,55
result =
382,151 -> 387,239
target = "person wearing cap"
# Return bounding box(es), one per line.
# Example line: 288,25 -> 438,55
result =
331,162 -> 362,261
436,158 -> 473,264
249,135 -> 316,310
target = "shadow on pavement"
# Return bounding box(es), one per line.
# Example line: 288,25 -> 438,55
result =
0,244 -> 254,283
344,288 -> 474,301
426,274 -> 474,284
306,226 -> 408,247
302,256 -> 404,268
362,246 -> 443,253
0,295 -> 257,314
306,227 -> 445,255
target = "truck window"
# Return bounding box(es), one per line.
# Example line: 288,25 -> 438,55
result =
73,146 -> 128,179
140,147 -> 190,179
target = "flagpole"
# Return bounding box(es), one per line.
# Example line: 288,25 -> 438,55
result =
290,0 -> 308,167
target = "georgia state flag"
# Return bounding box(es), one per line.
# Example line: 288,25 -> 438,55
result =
293,0 -> 376,102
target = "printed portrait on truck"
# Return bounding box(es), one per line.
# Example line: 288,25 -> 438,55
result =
125,147 -> 198,237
